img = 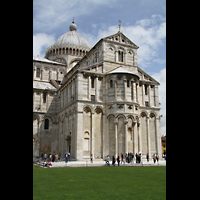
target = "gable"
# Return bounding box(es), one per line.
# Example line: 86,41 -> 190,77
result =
103,32 -> 139,49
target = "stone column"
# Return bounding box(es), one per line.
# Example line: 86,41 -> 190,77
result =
136,83 -> 139,103
124,120 -> 128,154
33,68 -> 36,79
142,84 -> 145,106
124,79 -> 127,101
148,85 -> 151,107
46,92 -> 49,111
114,80 -> 117,101
147,117 -> 151,157
114,119 -> 118,158
138,121 -> 142,154
88,76 -> 91,100
155,117 -> 162,158
57,70 -> 59,81
115,51 -> 118,62
40,92 -> 42,111
95,77 -> 98,101
37,119 -> 42,157
91,112 -> 95,160
41,69 -> 43,81
133,121 -> 137,155
49,70 -> 52,80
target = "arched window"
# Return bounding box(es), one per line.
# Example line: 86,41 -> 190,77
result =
118,51 -> 123,62
110,80 -> 113,88
44,119 -> 49,130
36,68 -> 40,78
91,77 -> 95,88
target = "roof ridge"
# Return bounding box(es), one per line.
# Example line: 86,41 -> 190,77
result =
50,80 -> 60,89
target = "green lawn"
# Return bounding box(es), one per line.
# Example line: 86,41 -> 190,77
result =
33,165 -> 166,200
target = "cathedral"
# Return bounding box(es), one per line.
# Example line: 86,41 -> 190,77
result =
33,21 -> 162,161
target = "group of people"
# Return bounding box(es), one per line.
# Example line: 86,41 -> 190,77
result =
106,152 -> 160,166
36,159 -> 52,167
106,152 -> 139,167
41,152 -> 71,162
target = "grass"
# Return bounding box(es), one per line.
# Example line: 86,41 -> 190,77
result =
33,165 -> 166,200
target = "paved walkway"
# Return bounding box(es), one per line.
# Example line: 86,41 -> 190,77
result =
34,159 -> 166,168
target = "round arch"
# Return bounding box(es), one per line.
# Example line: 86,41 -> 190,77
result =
83,105 -> 92,113
140,111 -> 148,118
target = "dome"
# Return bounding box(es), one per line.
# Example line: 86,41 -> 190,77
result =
53,30 -> 90,50
51,21 -> 90,50
45,21 -> 91,62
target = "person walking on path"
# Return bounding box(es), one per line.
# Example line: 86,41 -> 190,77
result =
90,154 -> 93,163
52,153 -> 55,162
68,152 -> 70,161
106,155 -> 110,166
55,153 -> 58,162
121,153 -> 125,164
146,153 -> 149,162
117,156 -> 120,166
112,156 -> 115,166
153,154 -> 156,164
131,154 -> 134,165
156,153 -> 159,163
65,152 -> 68,163
44,153 -> 47,162
58,152 -> 61,162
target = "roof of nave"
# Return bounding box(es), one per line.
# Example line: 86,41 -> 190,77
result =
33,56 -> 65,65
107,67 -> 139,76
33,81 -> 57,91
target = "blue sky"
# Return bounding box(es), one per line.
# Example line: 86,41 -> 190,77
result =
33,0 -> 166,136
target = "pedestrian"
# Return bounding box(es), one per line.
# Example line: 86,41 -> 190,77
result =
135,153 -> 138,163
52,153 -> 55,162
128,153 -> 130,164
121,153 -> 125,164
49,153 -> 52,161
106,155 -> 110,166
125,153 -> 128,163
139,153 -> 141,163
68,152 -> 70,161
117,156 -> 120,166
112,156 -> 115,166
44,153 -> 47,161
55,153 -> 58,162
146,153 -> 149,162
58,152 -> 61,162
65,152 -> 68,163
156,153 -> 159,162
153,154 -> 156,163
131,154 -> 134,165
90,154 -> 93,163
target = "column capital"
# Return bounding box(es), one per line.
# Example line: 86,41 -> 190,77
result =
114,119 -> 118,125
124,119 -> 128,125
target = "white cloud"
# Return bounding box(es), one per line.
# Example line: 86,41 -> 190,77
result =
151,68 -> 166,136
33,33 -> 55,57
33,0 -> 117,32
153,58 -> 166,64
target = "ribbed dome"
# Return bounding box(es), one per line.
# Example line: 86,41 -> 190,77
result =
53,30 -> 91,50
45,21 -> 91,61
